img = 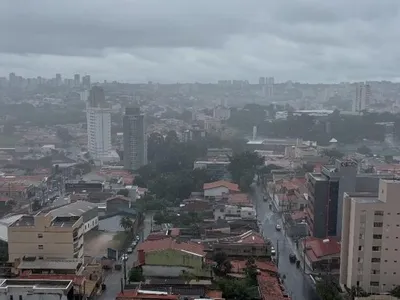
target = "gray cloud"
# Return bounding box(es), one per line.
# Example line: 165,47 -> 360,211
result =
1,0 -> 400,83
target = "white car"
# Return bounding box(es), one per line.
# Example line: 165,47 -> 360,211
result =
270,246 -> 276,256
275,224 -> 282,231
127,247 -> 133,254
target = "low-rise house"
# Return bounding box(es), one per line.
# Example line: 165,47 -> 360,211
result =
0,278 -> 74,299
225,193 -> 252,207
269,178 -> 307,212
282,211 -> 308,238
116,289 -> 179,300
258,271 -> 290,300
208,230 -> 271,258
137,238 -> 212,278
300,237 -> 341,273
214,204 -> 256,221
203,181 -> 240,198
106,195 -> 132,214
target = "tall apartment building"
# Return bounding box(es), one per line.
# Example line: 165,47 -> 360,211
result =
74,74 -> 80,87
306,159 -> 390,239
86,86 -> 112,161
123,106 -> 147,171
82,75 -> 91,89
8,214 -> 84,262
340,179 -> 400,294
353,82 -> 371,113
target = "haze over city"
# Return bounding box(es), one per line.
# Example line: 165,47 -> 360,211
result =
2,0 -> 400,83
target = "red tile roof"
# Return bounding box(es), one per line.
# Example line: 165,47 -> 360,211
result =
116,289 -> 179,300
18,274 -> 85,285
227,193 -> 252,206
290,211 -> 307,221
257,271 -> 288,300
302,237 -> 341,263
206,290 -> 223,300
203,181 -> 240,192
138,238 -> 205,256
230,260 -> 277,274
0,196 -> 11,202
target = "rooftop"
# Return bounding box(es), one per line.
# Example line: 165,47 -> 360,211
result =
138,238 -> 205,257
116,289 -> 179,300
0,278 -> 73,290
227,193 -> 251,206
203,180 -> 240,192
49,201 -> 97,217
303,237 -> 341,262
230,259 -> 277,274
18,274 -> 85,286
18,259 -> 82,270
257,271 -> 288,300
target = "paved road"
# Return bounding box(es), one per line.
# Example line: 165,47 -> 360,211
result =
252,184 -> 320,300
98,214 -> 153,299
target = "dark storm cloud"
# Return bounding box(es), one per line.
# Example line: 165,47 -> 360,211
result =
1,0 -> 400,82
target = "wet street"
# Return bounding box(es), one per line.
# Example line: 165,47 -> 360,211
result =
252,184 -> 320,300
98,214 -> 153,299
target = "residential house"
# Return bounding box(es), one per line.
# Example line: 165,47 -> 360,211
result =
270,178 -> 307,212
0,278 -> 74,299
106,195 -> 132,214
300,237 -> 341,273
225,193 -> 252,207
203,181 -> 240,198
282,211 -> 308,238
207,230 -> 271,258
213,204 -> 256,221
137,238 -> 211,278
116,289 -> 179,300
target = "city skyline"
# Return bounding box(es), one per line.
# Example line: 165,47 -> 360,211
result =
1,0 -> 400,83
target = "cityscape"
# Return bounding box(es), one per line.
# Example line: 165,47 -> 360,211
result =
0,71 -> 400,300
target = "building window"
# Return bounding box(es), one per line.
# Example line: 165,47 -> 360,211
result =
358,257 -> 364,263
373,234 -> 382,239
37,233 -> 43,238
371,258 -> 380,263
372,246 -> 381,251
370,282 -> 379,287
374,211 -> 384,216
38,245 -> 43,250
371,270 -> 380,275
358,246 -> 363,251
19,296 -> 22,300
373,222 -> 383,227
359,233 -> 365,239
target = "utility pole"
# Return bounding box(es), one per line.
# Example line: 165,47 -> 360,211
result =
303,238 -> 307,274
276,240 -> 280,268
123,257 -> 127,285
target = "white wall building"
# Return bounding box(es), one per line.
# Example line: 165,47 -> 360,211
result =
213,106 -> 231,121
0,279 -> 73,300
86,107 -> 112,160
214,205 -> 256,220
353,82 -> 371,113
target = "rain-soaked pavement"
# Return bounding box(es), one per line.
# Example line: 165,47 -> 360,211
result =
253,184 -> 320,300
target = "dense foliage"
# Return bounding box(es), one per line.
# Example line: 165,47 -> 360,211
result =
228,104 -> 400,145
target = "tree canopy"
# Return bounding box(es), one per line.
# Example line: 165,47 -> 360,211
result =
228,151 -> 264,192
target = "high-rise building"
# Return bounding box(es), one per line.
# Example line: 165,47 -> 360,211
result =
340,179 -> 400,294
82,75 -> 91,89
55,73 -> 62,86
123,106 -> 147,171
259,77 -> 266,85
353,82 -> 371,112
74,74 -> 80,87
86,87 -> 111,160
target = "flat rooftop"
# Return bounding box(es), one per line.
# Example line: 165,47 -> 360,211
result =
51,216 -> 81,227
9,215 -> 35,227
49,201 -> 97,218
18,259 -> 81,270
0,278 -> 73,290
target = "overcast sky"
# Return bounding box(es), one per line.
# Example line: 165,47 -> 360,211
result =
1,0 -> 400,83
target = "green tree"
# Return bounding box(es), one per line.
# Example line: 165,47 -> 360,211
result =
244,257 -> 258,286
119,216 -> 133,231
357,145 -> 372,156
128,267 -> 144,282
228,151 -> 264,191
117,189 -> 130,197
213,251 -> 232,276
316,278 -> 342,300
391,285 -> 400,298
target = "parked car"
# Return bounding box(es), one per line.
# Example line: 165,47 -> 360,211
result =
131,241 -> 137,247
127,247 -> 133,254
270,246 -> 276,256
275,224 -> 281,231
289,253 -> 297,263
136,235 -> 140,241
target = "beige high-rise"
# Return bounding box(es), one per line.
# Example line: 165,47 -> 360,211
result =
8,214 -> 84,262
340,179 -> 400,294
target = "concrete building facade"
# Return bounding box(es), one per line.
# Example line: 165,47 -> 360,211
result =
86,86 -> 112,161
340,179 -> 400,294
7,214 -> 84,262
123,106 -> 147,171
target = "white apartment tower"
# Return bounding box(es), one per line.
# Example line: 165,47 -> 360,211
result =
123,106 -> 147,171
353,82 -> 371,112
340,179 -> 400,294
86,86 -> 112,160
